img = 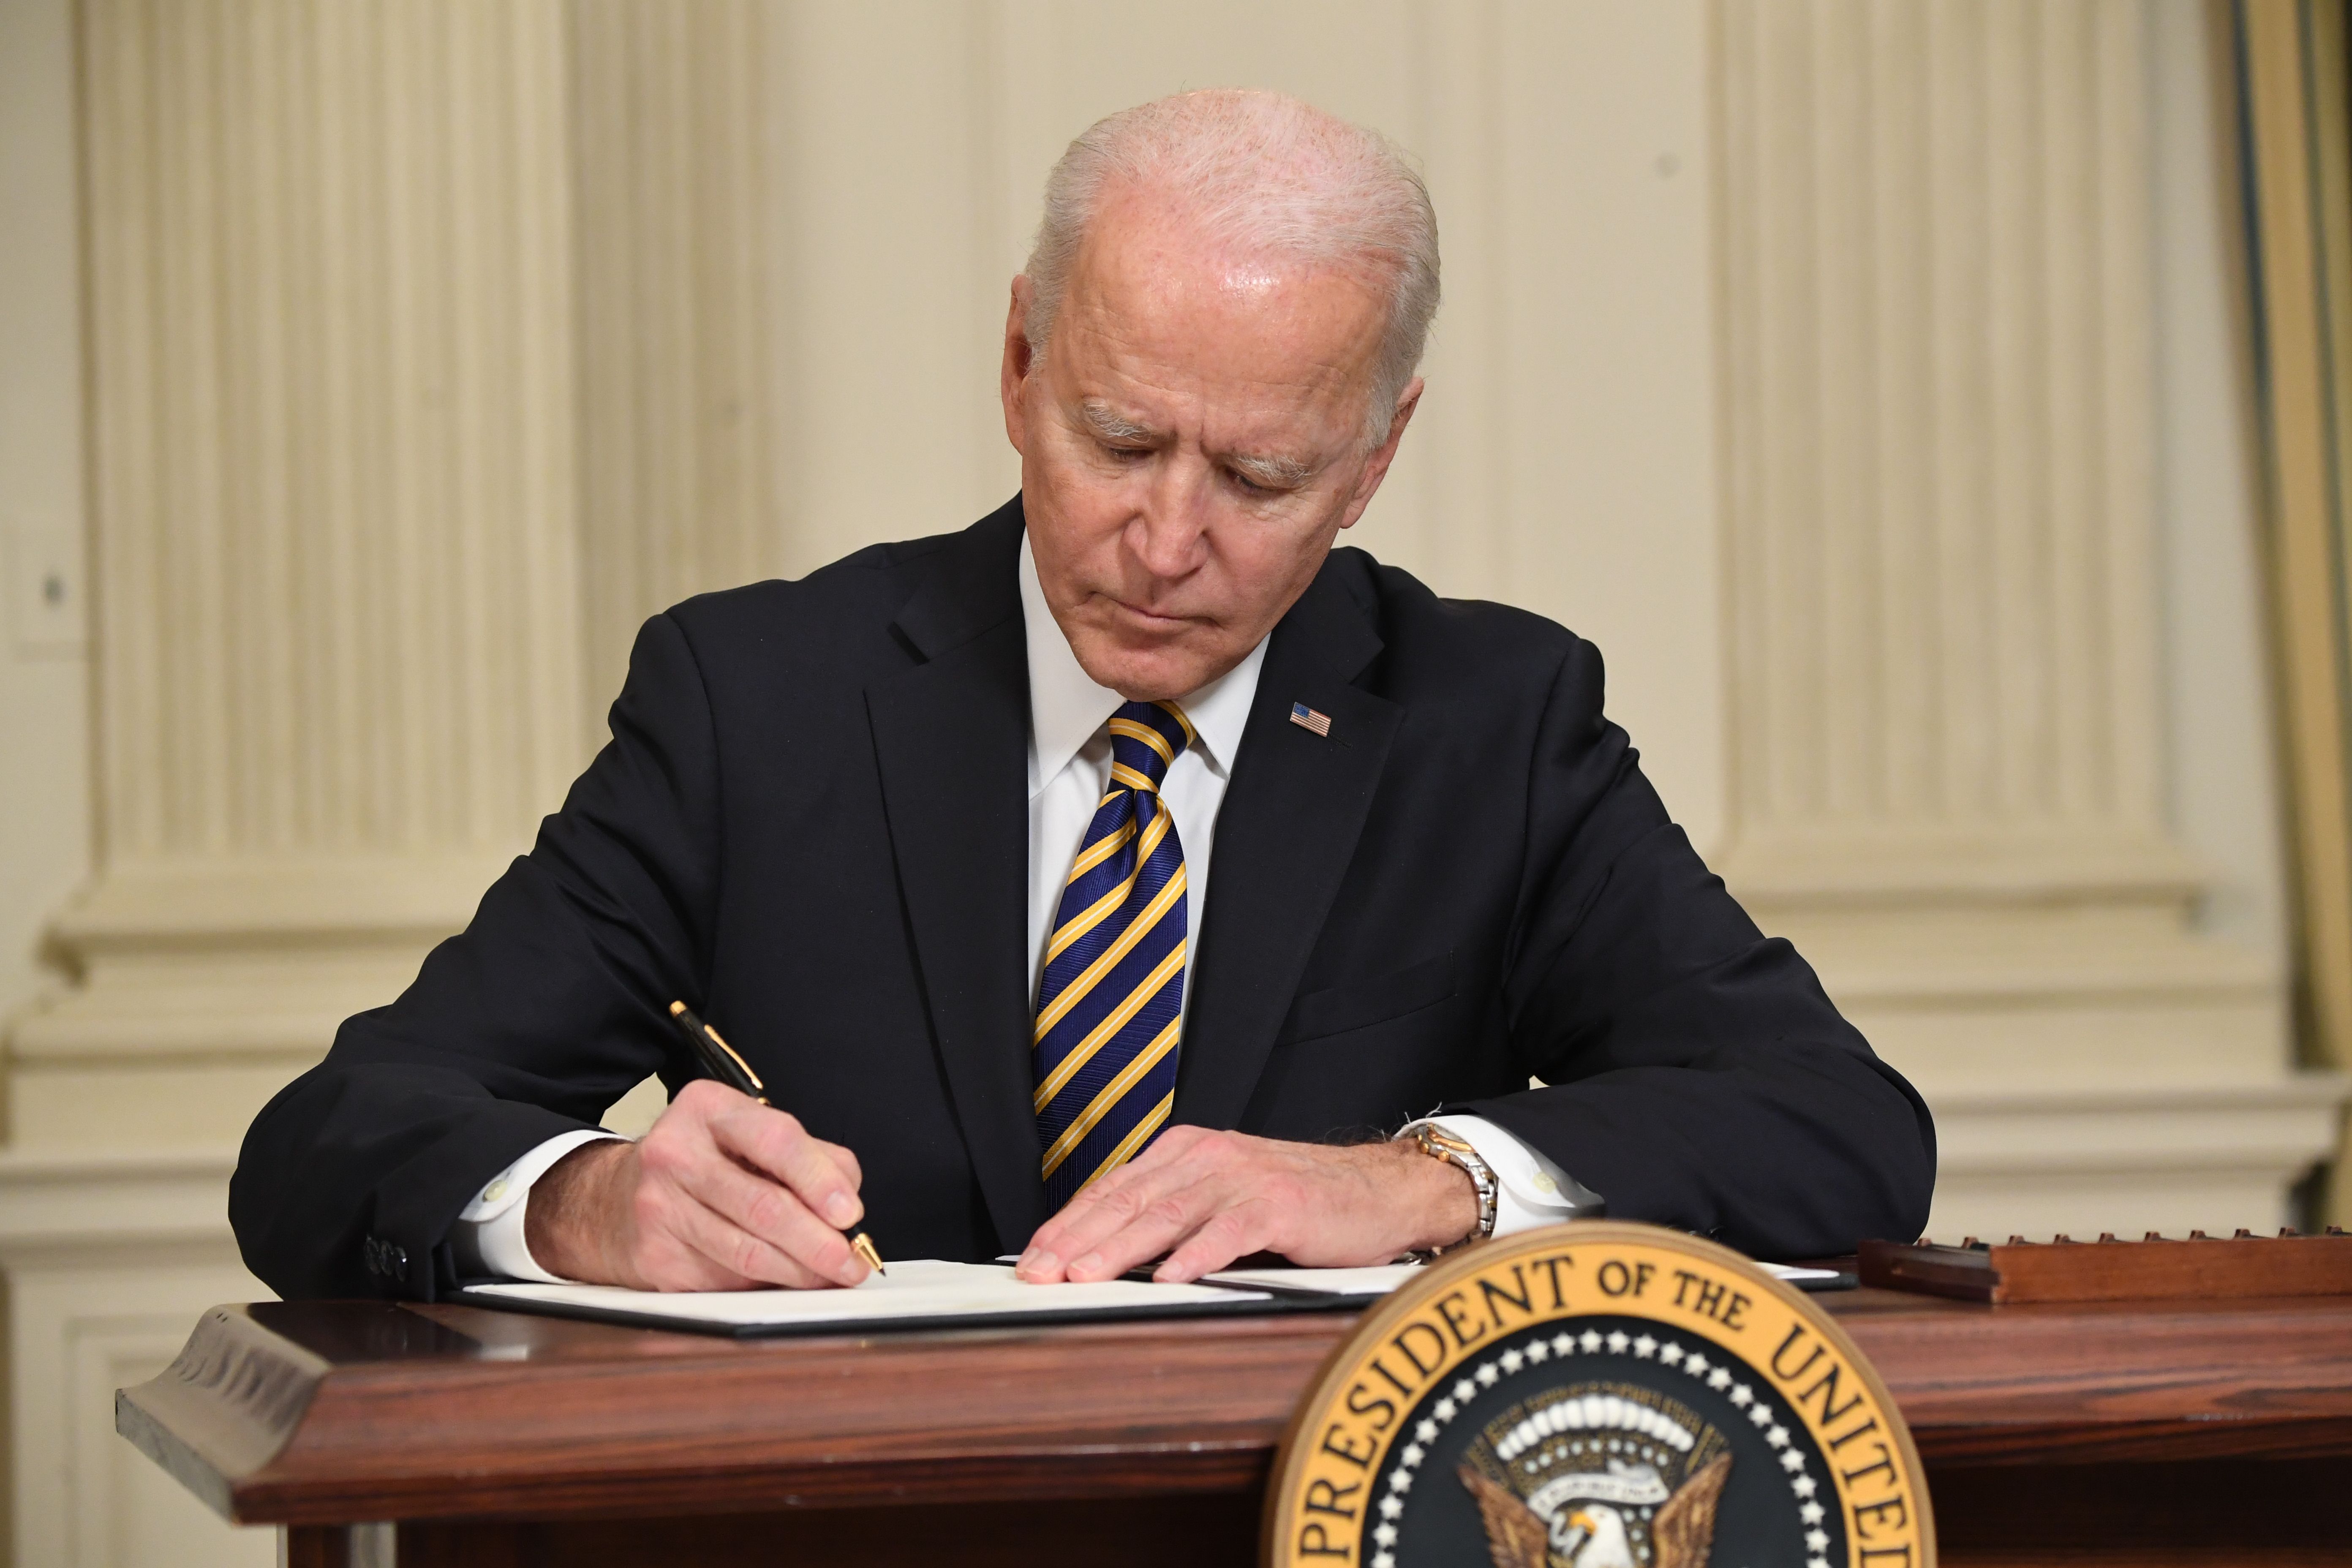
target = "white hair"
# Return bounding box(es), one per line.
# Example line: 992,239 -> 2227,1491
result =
1022,90 -> 1440,448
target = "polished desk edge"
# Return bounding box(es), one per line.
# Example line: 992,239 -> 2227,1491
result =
118,1286 -> 2352,1527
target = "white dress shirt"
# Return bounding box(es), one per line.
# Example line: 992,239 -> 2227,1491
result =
1019,532 -> 1263,1028
450,532 -> 1592,1282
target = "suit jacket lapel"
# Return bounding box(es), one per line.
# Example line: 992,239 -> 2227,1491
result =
1175,561 -> 1402,1131
866,501 -> 1049,1250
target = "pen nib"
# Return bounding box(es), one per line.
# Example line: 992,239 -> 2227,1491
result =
851,1233 -> 886,1276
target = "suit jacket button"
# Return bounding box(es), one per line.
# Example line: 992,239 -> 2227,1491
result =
363,1238 -> 382,1274
389,1244 -> 409,1282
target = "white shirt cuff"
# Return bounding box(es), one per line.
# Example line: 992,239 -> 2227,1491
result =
449,1128 -> 625,1282
1401,1113 -> 1605,1236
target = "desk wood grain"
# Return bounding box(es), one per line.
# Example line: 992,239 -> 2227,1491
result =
118,1285 -> 2352,1531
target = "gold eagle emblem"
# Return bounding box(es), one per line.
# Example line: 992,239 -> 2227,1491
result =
1460,1451 -> 1731,1568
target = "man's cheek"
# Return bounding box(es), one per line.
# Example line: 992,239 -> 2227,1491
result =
1045,467 -> 1138,542
1204,537 -> 1299,625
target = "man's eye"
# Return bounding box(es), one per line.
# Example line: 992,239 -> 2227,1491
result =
1102,444 -> 1150,462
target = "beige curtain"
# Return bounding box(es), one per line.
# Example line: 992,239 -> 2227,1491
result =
2236,0 -> 2352,1217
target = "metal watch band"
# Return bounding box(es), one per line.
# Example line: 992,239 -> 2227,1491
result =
1404,1122 -> 1499,1258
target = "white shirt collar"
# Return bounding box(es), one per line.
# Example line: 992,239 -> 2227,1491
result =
1019,530 -> 1267,797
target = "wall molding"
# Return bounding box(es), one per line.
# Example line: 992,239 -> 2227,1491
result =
0,1149 -> 271,1567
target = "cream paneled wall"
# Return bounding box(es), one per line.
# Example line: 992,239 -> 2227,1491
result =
80,0 -> 585,865
1709,0 -> 2336,1242
6,2 -> 591,1562
0,3 -> 2341,1565
19,0 -> 591,1153
0,0 -> 94,1040
570,0 -> 784,713
1720,0 -> 2168,858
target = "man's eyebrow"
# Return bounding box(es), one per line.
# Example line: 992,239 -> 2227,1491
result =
1076,398 -> 1315,487
1077,399 -> 1157,444
1226,450 -> 1317,490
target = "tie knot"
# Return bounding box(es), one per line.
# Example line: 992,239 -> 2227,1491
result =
1106,700 -> 1194,793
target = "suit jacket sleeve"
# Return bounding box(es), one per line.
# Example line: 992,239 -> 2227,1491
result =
1449,637 -> 1936,1259
229,613 -> 721,1300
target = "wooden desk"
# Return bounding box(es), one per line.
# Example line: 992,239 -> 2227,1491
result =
120,1285 -> 2352,1566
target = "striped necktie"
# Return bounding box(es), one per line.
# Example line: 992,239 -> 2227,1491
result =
1034,699 -> 1196,1210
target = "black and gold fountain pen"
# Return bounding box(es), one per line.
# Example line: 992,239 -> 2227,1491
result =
666,1000 -> 886,1276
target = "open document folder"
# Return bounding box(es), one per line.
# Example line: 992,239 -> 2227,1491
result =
457,1259 -> 1395,1338
457,1258 -> 1844,1339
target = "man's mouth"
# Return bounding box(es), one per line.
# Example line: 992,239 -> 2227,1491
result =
1103,595 -> 1193,630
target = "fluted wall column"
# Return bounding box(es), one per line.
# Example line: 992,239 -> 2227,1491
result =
9,0 -> 588,1149
568,0 -> 786,715
1712,0 -> 2335,1235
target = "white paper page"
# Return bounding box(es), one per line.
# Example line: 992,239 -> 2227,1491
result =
961,1258 -> 1843,1300
1203,1263 -> 1425,1296
1200,1261 -> 1843,1296
467,1259 -> 1268,1327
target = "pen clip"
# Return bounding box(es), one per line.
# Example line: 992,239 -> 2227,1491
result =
668,999 -> 768,1099
700,1024 -> 765,1096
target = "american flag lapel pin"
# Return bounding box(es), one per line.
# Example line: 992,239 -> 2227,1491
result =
1289,701 -> 1332,738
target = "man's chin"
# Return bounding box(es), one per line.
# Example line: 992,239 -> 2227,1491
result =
1067,632 -> 1234,704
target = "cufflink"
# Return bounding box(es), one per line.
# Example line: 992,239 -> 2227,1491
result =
483,1177 -> 509,1204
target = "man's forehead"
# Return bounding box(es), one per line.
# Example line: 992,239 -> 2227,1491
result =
1066,201 -> 1383,354
1054,288 -> 1373,444
1069,240 -> 1381,346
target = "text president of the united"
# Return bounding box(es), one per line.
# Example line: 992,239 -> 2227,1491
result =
233,91 -> 1934,1300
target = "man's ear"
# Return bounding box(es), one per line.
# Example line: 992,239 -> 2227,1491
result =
1001,277 -> 1037,456
1337,376 -> 1424,531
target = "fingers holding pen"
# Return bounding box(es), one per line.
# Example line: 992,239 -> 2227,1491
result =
665,1148 -> 864,1287
707,1094 -> 866,1231
631,1081 -> 871,1288
641,1179 -> 836,1290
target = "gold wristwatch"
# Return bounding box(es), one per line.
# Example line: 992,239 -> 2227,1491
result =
1403,1121 -> 1499,1259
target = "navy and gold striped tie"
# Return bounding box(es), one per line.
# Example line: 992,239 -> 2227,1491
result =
1034,700 -> 1196,1210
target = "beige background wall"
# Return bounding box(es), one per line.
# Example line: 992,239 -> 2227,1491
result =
0,3 -> 2338,1565
2149,0 -> 2292,962
0,0 -> 93,1072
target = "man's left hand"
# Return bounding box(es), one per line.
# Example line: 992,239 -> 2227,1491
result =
1013,1126 -> 1479,1284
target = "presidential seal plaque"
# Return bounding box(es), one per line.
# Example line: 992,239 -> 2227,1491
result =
1265,1223 -> 1932,1568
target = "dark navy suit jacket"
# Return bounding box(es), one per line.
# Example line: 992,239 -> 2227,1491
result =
232,497 -> 1935,1299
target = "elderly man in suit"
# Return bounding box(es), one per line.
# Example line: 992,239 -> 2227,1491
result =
232,90 -> 1933,1302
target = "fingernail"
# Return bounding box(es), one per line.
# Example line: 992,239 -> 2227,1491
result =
824,1192 -> 858,1227
1072,1252 -> 1102,1278
1023,1251 -> 1057,1278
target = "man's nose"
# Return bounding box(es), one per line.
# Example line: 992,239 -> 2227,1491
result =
1125,462 -> 1212,579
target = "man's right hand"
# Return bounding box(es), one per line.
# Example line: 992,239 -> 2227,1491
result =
524,1079 -> 871,1290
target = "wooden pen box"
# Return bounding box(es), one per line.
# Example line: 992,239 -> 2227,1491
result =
1858,1229 -> 2352,1304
